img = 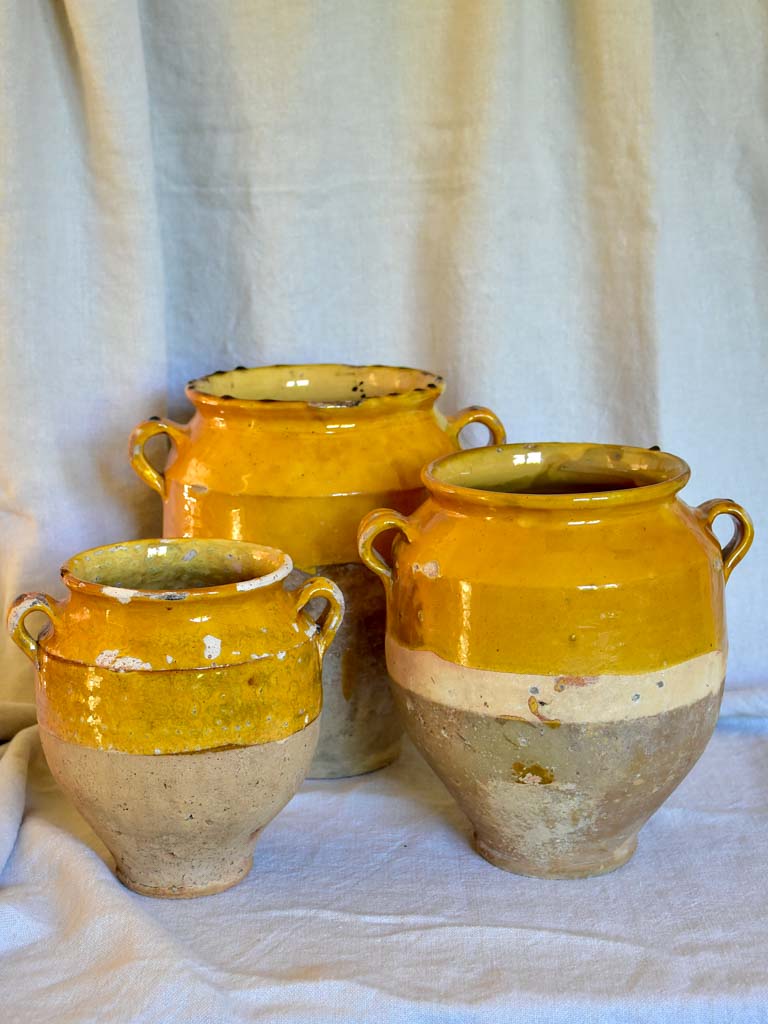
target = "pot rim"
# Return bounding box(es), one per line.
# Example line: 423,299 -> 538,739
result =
61,538 -> 293,603
185,363 -> 445,412
422,442 -> 692,510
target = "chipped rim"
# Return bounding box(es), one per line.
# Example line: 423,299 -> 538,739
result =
185,363 -> 445,412
61,538 -> 293,603
423,442 -> 691,510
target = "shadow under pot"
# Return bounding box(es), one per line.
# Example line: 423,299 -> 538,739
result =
128,364 -> 506,779
358,442 -> 754,879
7,538 -> 343,898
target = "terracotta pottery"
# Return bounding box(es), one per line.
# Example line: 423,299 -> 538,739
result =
7,538 -> 343,897
128,364 -> 505,778
358,442 -> 754,879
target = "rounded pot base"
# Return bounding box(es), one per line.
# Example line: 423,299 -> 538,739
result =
117,856 -> 254,899
308,740 -> 402,780
473,832 -> 638,880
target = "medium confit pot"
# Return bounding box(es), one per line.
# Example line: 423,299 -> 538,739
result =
358,442 -> 754,879
129,364 -> 505,778
7,538 -> 343,897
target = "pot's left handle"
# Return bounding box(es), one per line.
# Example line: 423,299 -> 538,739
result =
446,405 -> 506,448
696,499 -> 754,583
7,593 -> 60,663
295,578 -> 345,659
129,417 -> 189,499
357,509 -> 417,599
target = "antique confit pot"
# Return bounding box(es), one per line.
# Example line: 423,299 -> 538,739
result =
129,364 -> 506,778
7,538 -> 343,897
358,442 -> 754,878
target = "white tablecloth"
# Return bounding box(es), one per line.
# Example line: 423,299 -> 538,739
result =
1,691 -> 766,1024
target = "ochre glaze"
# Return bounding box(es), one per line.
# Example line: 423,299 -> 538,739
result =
8,538 -> 343,754
128,364 -> 506,571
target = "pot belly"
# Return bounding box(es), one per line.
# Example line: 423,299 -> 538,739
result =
387,639 -> 724,878
40,718 -> 319,898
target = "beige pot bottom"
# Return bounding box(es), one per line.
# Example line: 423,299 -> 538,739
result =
117,856 -> 255,899
290,563 -> 403,779
41,719 -> 318,898
473,832 -> 638,880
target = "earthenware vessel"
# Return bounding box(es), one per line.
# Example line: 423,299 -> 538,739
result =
129,364 -> 505,778
358,442 -> 753,878
7,538 -> 343,897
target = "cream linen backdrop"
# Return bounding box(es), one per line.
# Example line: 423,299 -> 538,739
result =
1,0 -> 766,702
2,4 -> 768,1023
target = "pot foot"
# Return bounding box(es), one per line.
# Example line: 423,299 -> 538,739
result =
307,740 -> 402,779
473,832 -> 639,879
116,855 -> 254,899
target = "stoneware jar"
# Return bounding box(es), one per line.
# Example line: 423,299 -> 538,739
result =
358,442 -> 754,879
7,538 -> 343,898
128,364 -> 505,778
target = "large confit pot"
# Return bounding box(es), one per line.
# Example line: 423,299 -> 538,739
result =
358,442 -> 754,878
129,364 -> 505,778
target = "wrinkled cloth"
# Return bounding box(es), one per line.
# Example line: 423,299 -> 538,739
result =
0,694 -> 767,1024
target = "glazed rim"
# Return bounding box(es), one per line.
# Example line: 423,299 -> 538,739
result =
61,539 -> 293,602
423,442 -> 692,509
186,363 -> 445,409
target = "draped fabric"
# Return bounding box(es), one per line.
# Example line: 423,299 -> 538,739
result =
0,2 -> 766,1020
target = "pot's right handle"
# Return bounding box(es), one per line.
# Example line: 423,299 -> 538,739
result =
696,499 -> 754,583
7,593 -> 60,663
295,578 -> 345,659
446,405 -> 506,448
129,417 -> 189,499
357,509 -> 417,598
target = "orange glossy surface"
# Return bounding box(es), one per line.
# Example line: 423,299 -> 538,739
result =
129,364 -> 506,568
358,443 -> 754,675
7,539 -> 344,754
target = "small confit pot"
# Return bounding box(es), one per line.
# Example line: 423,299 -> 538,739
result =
7,538 -> 343,898
358,443 -> 754,879
128,364 -> 505,778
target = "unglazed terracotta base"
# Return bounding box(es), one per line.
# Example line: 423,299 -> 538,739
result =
291,564 -> 402,779
40,718 -> 319,897
388,640 -> 723,879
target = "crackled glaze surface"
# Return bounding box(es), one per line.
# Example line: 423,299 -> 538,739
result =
358,442 -> 753,877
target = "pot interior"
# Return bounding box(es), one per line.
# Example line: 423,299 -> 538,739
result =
189,364 -> 441,406
427,444 -> 690,505
64,539 -> 291,594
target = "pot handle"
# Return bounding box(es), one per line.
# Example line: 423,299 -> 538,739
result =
696,499 -> 754,583
295,578 -> 345,659
446,405 -> 506,448
357,509 -> 417,597
129,417 -> 189,499
7,593 -> 60,663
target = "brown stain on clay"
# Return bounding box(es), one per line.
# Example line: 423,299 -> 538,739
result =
554,675 -> 597,692
511,761 -> 555,785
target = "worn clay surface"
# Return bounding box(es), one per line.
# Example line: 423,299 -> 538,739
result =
290,564 -> 401,778
40,719 -> 319,898
389,642 -> 723,878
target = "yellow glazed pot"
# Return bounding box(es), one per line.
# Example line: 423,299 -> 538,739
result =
7,538 -> 343,898
129,364 -> 505,778
358,442 -> 754,879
